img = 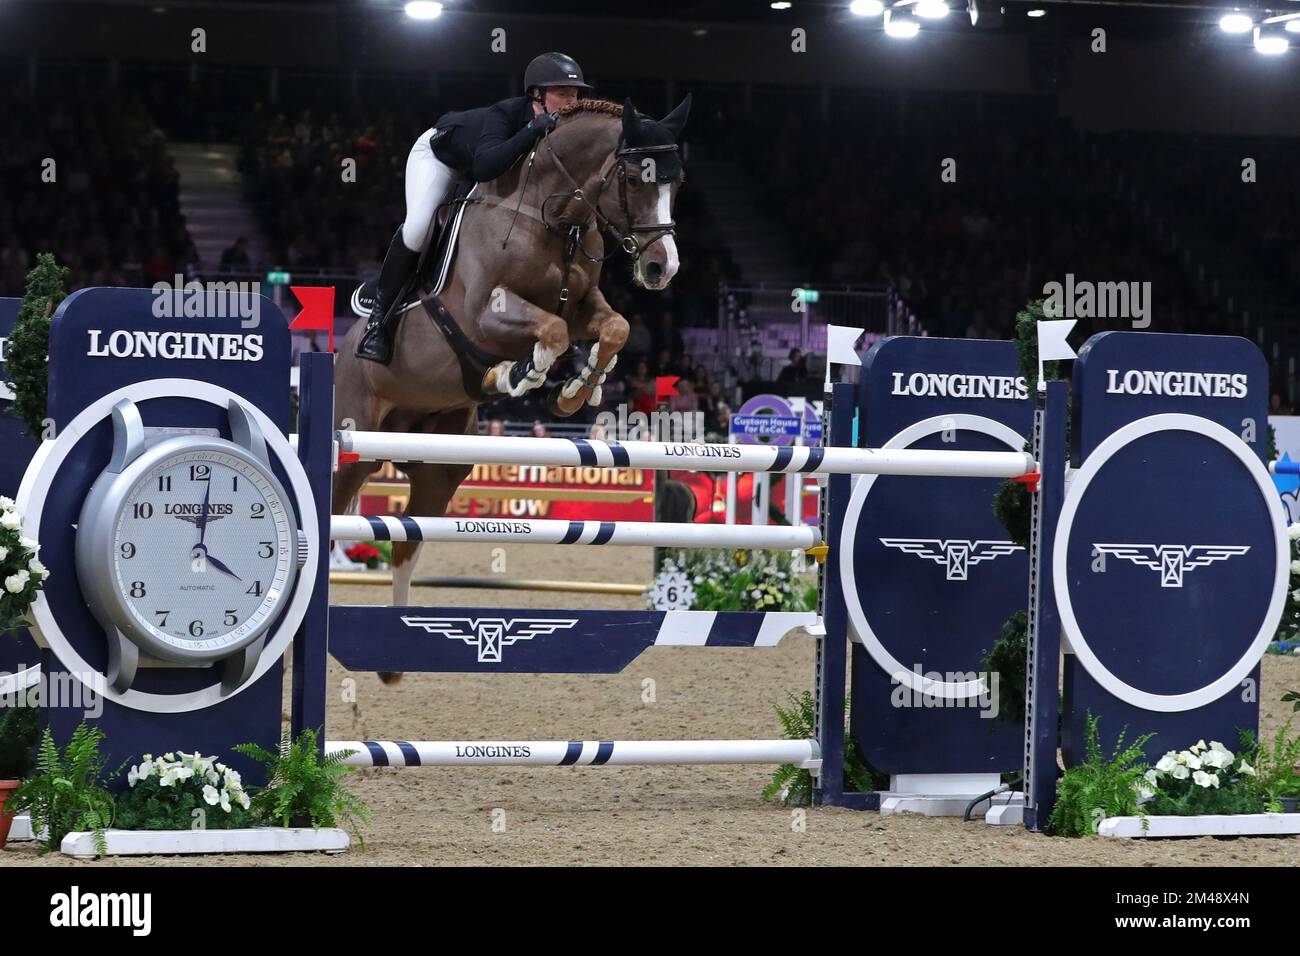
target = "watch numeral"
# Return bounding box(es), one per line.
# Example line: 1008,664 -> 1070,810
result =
250,502 -> 265,519
190,464 -> 211,481
258,541 -> 274,558
120,542 -> 136,559
132,502 -> 154,519
232,475 -> 239,492
189,620 -> 204,637
246,580 -> 263,597
130,581 -> 146,598
157,475 -> 171,492
155,610 -> 170,627
224,610 -> 238,627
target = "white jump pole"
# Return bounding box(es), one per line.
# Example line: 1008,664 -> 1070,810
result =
327,738 -> 821,768
336,431 -> 1036,479
330,514 -> 819,549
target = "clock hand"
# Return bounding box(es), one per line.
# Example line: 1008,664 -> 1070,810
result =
192,544 -> 242,581
197,476 -> 213,546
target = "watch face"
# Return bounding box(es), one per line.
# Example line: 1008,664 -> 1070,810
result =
113,446 -> 295,656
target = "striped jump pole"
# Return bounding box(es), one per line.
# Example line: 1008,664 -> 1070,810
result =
327,738 -> 821,768
331,514 -> 819,550
1270,460 -> 1300,475
335,430 -> 1037,479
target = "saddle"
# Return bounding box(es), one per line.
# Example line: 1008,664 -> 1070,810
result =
349,178 -> 509,401
348,177 -> 478,319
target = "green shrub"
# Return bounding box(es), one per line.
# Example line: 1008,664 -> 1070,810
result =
8,724 -> 116,855
1048,714 -> 1153,836
764,690 -> 885,806
234,728 -> 371,844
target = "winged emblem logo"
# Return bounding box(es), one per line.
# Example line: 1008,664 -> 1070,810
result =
1092,544 -> 1251,588
172,513 -> 227,527
401,615 -> 579,662
878,538 -> 1024,581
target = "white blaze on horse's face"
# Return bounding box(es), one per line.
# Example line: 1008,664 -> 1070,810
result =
633,183 -> 680,291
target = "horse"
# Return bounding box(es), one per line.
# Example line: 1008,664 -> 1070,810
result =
332,96 -> 692,660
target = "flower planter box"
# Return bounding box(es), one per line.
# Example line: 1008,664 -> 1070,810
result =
60,827 -> 349,859
1097,813 -> 1300,839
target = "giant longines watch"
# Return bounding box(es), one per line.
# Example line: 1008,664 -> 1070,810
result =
76,397 -> 307,694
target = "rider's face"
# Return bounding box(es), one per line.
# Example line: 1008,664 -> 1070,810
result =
541,86 -> 579,113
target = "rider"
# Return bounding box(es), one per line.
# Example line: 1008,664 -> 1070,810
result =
356,52 -> 593,364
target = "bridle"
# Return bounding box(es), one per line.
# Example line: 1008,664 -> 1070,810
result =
490,116 -> 680,317
536,128 -> 679,263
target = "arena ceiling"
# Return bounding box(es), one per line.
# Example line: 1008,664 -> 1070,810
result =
37,0 -> 1300,35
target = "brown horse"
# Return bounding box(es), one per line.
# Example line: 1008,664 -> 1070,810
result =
332,96 -> 691,628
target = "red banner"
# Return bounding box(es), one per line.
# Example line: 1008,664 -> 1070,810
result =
360,462 -> 654,521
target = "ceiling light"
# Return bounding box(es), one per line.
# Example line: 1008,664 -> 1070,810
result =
404,1 -> 442,19
1219,11 -> 1253,33
883,8 -> 921,37
969,0 -> 979,26
1285,18 -> 1300,34
914,0 -> 950,18
849,0 -> 886,15
1253,25 -> 1289,54
771,1 -> 793,9
1027,8 -> 1047,17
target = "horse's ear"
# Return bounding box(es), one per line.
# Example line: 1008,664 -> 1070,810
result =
660,93 -> 692,139
622,97 -> 639,139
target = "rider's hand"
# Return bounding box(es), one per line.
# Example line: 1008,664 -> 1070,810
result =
528,111 -> 557,135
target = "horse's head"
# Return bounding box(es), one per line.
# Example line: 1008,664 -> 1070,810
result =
608,94 -> 691,291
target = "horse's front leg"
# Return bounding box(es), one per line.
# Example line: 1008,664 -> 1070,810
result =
552,287 -> 629,416
477,288 -> 570,399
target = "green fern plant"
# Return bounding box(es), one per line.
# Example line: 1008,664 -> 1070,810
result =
763,690 -> 884,805
8,723 -> 116,855
1240,723 -> 1300,811
234,728 -> 371,844
1048,714 -> 1153,837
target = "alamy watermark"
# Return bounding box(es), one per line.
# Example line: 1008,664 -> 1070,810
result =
593,404 -> 705,442
889,666 -> 1000,719
1042,273 -> 1151,329
150,275 -> 262,328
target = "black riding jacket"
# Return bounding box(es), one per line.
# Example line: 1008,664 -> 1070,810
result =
432,95 -> 541,183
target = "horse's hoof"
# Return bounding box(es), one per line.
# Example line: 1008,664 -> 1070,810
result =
377,671 -> 404,685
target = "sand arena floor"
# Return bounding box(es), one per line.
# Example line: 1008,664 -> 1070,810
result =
7,542 -> 1300,866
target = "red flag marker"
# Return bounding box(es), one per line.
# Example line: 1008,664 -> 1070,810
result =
655,376 -> 680,403
289,286 -> 336,352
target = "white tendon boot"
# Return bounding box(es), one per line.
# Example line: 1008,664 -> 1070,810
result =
494,341 -> 557,397
560,343 -> 618,407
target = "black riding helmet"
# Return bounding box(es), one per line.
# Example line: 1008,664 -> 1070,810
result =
523,52 -> 593,97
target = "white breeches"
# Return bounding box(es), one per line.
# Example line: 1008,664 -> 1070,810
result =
402,127 -> 460,254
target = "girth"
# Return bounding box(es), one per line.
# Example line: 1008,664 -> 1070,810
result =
416,283 -> 509,402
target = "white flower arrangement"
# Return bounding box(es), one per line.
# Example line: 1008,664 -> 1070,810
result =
126,750 -> 251,813
651,549 -> 815,613
0,497 -> 44,635
1138,739 -> 1258,812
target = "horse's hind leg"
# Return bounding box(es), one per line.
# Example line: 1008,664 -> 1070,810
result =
552,286 -> 629,416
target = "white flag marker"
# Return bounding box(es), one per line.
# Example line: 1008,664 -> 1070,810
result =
1036,319 -> 1077,392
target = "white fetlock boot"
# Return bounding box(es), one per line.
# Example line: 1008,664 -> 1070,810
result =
559,343 -> 618,407
493,342 -> 555,397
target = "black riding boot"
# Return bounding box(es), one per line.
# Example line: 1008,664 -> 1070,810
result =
357,230 -> 420,364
